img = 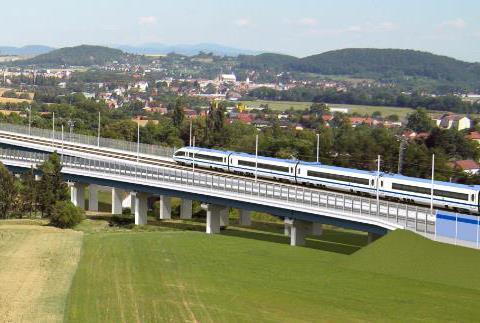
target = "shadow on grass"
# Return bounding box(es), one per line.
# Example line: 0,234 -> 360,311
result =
222,226 -> 365,255
84,212 -> 368,255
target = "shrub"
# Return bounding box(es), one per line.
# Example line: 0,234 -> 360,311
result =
50,201 -> 85,228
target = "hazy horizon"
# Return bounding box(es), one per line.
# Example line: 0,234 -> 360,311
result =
2,0 -> 480,61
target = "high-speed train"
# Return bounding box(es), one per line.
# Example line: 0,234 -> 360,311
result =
173,146 -> 480,214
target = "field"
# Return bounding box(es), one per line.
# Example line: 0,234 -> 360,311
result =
241,100 -> 415,119
64,216 -> 480,322
0,87 -> 34,103
2,213 -> 480,322
0,220 -> 83,322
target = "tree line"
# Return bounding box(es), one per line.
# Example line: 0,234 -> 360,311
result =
0,152 -> 84,228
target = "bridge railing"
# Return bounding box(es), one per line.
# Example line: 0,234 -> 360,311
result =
0,148 -> 435,234
0,122 -> 175,157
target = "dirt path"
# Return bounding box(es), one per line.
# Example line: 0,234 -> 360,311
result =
0,224 -> 83,323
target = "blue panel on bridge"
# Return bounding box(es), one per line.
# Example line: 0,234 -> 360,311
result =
436,211 -> 479,242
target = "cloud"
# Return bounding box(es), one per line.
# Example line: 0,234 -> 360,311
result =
138,16 -> 157,25
297,17 -> 318,27
234,18 -> 252,27
439,18 -> 466,30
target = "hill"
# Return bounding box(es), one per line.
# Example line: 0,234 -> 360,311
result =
18,45 -> 134,66
239,48 -> 480,88
238,52 -> 298,69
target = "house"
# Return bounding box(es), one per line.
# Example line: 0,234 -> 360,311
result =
184,109 -> 198,119
219,74 -> 236,83
349,117 -> 375,127
133,81 -> 149,92
277,112 -> 290,120
466,131 -> 480,144
435,114 -> 472,131
143,106 -> 168,114
132,117 -> 159,127
454,160 -> 480,175
236,113 -> 254,124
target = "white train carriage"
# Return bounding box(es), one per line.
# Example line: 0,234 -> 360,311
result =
381,174 -> 480,213
229,152 -> 297,181
172,147 -> 230,171
297,162 -> 378,195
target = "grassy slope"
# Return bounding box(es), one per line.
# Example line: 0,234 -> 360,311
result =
0,222 -> 83,322
65,224 -> 480,322
241,100 -> 414,119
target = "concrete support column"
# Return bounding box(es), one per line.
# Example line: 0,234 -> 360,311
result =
122,192 -> 136,214
311,223 -> 323,236
180,199 -> 193,219
284,218 -> 293,237
220,207 -> 229,228
88,184 -> 99,212
70,183 -> 86,209
134,192 -> 148,225
239,209 -> 252,226
111,187 -> 124,214
159,195 -> 172,220
290,220 -> 310,246
203,204 -> 223,234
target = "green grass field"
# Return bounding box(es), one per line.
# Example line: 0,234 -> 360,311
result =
241,100 -> 415,119
64,217 -> 480,322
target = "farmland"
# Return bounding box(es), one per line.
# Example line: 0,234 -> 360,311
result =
241,99 -> 415,119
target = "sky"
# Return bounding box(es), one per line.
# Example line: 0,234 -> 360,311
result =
3,0 -> 480,61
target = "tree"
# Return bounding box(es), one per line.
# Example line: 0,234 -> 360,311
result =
172,99 -> 185,127
0,162 -> 17,219
37,152 -> 69,217
19,167 -> 37,218
309,103 -> 329,116
50,200 -> 85,228
406,108 -> 434,132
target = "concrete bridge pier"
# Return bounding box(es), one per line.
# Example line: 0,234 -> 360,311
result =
88,184 -> 99,212
290,219 -> 311,246
180,199 -> 193,219
202,204 -> 226,234
220,207 -> 229,229
134,192 -> 148,225
159,195 -> 171,220
111,187 -> 124,214
122,192 -> 136,214
239,209 -> 252,226
284,218 -> 292,237
312,223 -> 323,236
70,182 -> 86,209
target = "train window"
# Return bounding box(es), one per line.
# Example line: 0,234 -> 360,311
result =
297,168 -> 301,174
195,153 -> 224,162
371,179 -> 374,186
392,183 -> 469,201
306,170 -> 369,185
238,160 -> 289,173
174,151 -> 186,157
381,181 -> 384,187
472,194 -> 475,202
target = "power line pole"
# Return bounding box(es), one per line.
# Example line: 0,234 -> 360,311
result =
189,120 -> 192,147
255,134 -> 259,182
52,112 -> 55,147
376,155 -> 381,216
398,137 -> 407,174
316,133 -> 320,163
430,154 -> 435,215
97,111 -> 101,147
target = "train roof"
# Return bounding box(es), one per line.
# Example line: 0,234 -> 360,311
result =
382,172 -> 480,190
231,151 -> 299,164
181,146 -> 233,155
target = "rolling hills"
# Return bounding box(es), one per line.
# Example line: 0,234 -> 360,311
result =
239,48 -> 480,87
